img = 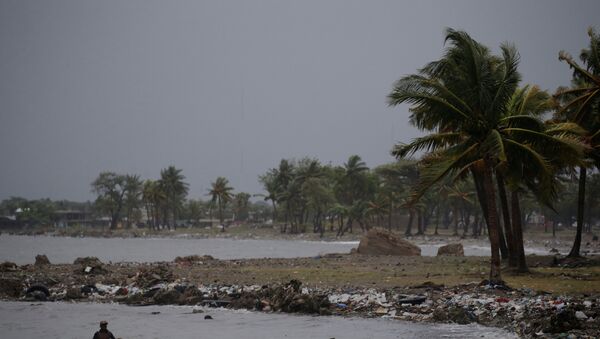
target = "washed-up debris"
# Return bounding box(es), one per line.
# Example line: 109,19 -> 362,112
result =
0,277 -> 22,297
0,261 -> 18,272
1,259 -> 599,338
174,255 -> 214,265
73,257 -> 107,275
25,285 -> 50,301
133,265 -> 174,288
201,299 -> 231,307
397,295 -> 427,305
411,281 -> 445,290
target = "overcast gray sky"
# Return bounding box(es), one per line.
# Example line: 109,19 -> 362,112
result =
1,0 -> 599,201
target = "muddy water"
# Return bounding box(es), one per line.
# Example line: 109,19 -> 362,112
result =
0,234 -> 551,264
0,234 -> 359,264
0,301 -> 517,339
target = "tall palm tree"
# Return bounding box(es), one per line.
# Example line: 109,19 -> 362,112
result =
555,27 -> 600,258
388,29 -> 523,282
208,177 -> 234,232
336,155 -> 373,235
499,85 -> 585,271
124,174 -> 143,228
159,166 -> 189,230
257,171 -> 279,221
388,28 -> 583,282
142,179 -> 166,230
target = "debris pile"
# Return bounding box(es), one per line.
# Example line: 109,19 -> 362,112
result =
1,260 -> 599,338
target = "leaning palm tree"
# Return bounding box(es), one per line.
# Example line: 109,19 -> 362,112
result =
388,29 -> 522,282
257,171 -> 279,221
500,85 -> 585,271
208,177 -> 234,232
555,27 -> 600,258
388,28 -> 583,282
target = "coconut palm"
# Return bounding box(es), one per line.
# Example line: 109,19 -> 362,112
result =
555,27 -> 600,257
499,85 -> 586,271
123,174 -> 143,228
335,155 -> 375,235
257,171 -> 279,221
159,166 -> 189,229
208,177 -> 234,232
142,179 -> 166,230
388,29 -> 524,282
388,28 -> 584,282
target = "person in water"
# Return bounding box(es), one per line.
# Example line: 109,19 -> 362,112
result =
93,320 -> 116,339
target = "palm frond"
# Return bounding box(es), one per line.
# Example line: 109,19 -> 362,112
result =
409,143 -> 478,203
391,132 -> 463,158
481,129 -> 507,162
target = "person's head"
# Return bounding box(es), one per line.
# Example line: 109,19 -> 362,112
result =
100,320 -> 108,329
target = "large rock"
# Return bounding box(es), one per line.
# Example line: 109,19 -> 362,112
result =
437,243 -> 464,256
356,229 -> 421,256
35,254 -> 51,266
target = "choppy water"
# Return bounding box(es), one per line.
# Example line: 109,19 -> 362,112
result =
0,234 -> 552,264
0,301 -> 517,339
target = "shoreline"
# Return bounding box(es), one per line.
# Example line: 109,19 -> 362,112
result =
2,255 -> 600,338
5,227 -> 598,255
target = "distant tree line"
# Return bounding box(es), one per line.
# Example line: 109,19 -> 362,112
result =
89,166 -> 267,231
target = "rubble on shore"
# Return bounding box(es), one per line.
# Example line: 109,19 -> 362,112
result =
0,262 -> 598,338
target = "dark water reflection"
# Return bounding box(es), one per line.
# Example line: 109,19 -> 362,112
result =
0,302 -> 517,339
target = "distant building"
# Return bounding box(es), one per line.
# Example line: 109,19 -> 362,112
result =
53,210 -> 93,228
0,215 -> 19,229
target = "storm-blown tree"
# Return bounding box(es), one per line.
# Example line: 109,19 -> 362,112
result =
555,27 -> 600,258
208,176 -> 234,232
388,28 -> 583,282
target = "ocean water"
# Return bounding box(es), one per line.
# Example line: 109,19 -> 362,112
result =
0,234 -> 506,264
0,301 -> 517,339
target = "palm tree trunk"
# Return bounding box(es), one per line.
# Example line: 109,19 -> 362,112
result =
271,201 -> 277,222
496,173 -> 517,267
461,206 -> 469,236
416,210 -> 424,235
472,213 -> 480,237
434,205 -> 440,235
388,202 -> 393,232
452,205 -> 459,236
481,160 -> 503,283
405,209 -> 414,236
510,190 -> 528,272
569,166 -> 586,257
219,198 -> 225,233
